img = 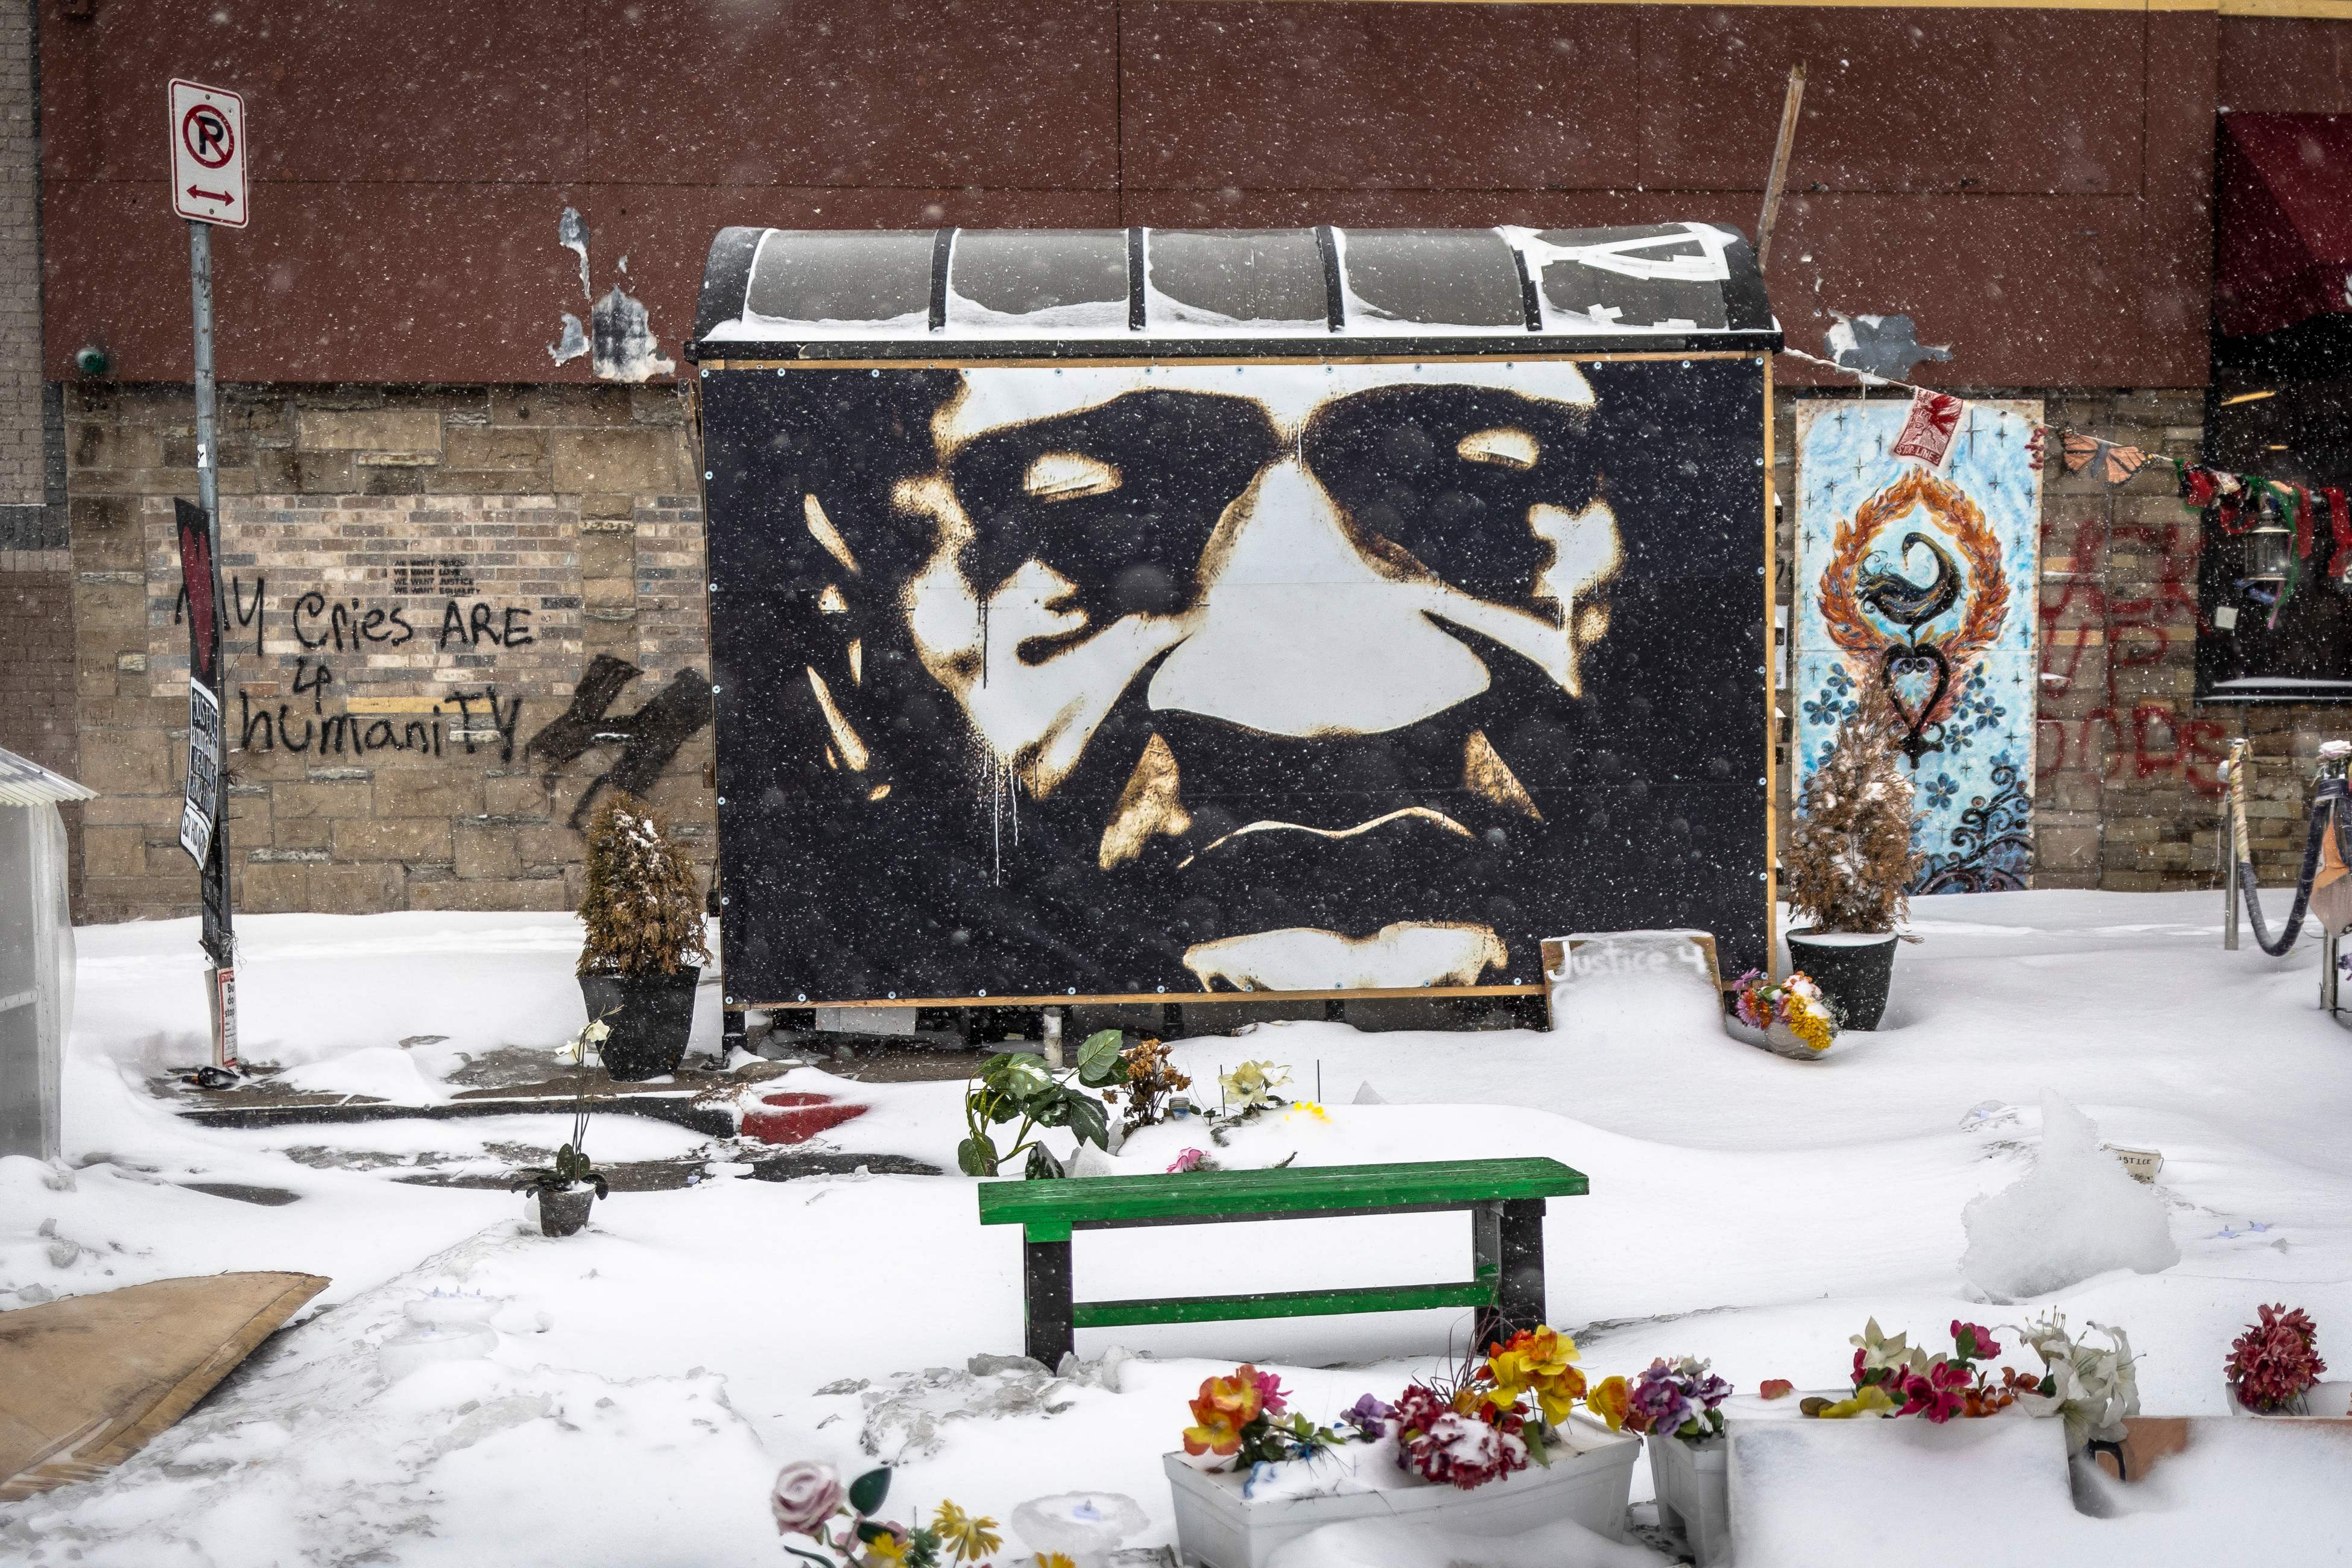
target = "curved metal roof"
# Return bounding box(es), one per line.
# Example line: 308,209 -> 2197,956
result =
0,748 -> 95,808
689,224 -> 1778,360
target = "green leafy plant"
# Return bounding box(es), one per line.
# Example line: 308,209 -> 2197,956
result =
577,790 -> 713,978
958,1029 -> 1128,1178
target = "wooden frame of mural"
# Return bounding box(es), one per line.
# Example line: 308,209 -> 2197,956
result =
700,352 -> 1774,1009
1791,398 -> 2043,895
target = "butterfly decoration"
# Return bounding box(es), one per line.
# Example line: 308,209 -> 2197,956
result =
2061,432 -> 2149,486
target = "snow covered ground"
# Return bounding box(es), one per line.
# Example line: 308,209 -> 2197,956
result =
4,891 -> 2351,1566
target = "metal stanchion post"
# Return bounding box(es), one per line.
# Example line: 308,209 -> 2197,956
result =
2222,744 -> 2243,952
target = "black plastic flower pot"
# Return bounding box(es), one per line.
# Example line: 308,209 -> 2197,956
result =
532,1184 -> 596,1237
1784,928 -> 1898,1031
578,966 -> 701,1080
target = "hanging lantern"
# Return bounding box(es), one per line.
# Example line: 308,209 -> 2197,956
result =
2243,519 -> 2293,587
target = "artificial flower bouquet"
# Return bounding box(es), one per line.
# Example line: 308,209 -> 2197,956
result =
1730,969 -> 1838,1055
1794,1315 -> 2139,1450
1176,1328 -> 1598,1498
2227,1303 -> 2327,1414
773,1462 -> 1007,1568
1587,1357 -> 1733,1446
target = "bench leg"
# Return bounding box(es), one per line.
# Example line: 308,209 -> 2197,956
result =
1023,1235 -> 1075,1368
1472,1202 -> 1504,1351
1497,1198 -> 1548,1340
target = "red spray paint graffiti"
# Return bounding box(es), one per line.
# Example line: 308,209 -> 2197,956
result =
2038,511 -> 2230,795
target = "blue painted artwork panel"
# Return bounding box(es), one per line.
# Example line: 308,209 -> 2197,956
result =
1792,400 -> 2042,894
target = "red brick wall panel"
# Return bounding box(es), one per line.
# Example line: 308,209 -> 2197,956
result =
1637,8 -> 2146,197
1122,1 -> 1642,191
2219,17 -> 2352,114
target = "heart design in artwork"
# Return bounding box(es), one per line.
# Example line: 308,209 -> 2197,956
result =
1880,643 -> 1951,764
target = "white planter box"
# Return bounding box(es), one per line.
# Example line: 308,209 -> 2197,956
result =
2225,1377 -> 2352,1417
1164,1417 -> 1640,1568
1728,1411 -> 2069,1566
1648,1434 -> 1730,1566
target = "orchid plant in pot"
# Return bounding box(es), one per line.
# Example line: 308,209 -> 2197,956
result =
511,1014 -> 612,1237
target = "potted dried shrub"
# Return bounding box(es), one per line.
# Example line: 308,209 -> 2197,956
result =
1783,694 -> 1921,1029
577,791 -> 713,1081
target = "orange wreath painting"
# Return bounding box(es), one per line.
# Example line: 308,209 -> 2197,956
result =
1817,469 -> 2011,761
1794,402 -> 2043,894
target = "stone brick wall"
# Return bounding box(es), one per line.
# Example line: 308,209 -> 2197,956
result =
0,0 -> 74,913
0,0 -> 39,515
0,562 -> 73,762
66,383 -> 715,922
56,374 -> 2351,928
1774,387 -> 2350,896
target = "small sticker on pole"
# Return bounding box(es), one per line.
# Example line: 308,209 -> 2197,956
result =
169,79 -> 248,228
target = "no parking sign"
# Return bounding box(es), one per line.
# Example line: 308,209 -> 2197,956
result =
168,79 -> 247,228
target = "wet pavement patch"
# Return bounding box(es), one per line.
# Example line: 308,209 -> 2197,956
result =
178,1182 -> 303,1206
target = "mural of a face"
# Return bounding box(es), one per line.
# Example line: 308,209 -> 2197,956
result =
872,365 -> 1622,990
707,353 -> 1766,1005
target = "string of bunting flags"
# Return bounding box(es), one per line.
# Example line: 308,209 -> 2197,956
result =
1782,346 -> 2348,627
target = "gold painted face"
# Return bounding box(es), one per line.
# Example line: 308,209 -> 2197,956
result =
824,362 -> 1625,990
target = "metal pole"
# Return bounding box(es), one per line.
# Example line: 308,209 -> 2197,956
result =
190,219 -> 235,1063
2222,741 -> 2243,952
191,221 -> 218,525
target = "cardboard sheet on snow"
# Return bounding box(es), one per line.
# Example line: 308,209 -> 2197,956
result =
0,1271 -> 328,1499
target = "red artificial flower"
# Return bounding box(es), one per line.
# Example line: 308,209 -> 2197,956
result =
1245,1364 -> 1289,1419
1950,1321 -> 2002,1365
2227,1304 -> 2327,1413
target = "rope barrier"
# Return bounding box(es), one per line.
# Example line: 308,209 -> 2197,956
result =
2224,741 -> 2352,959
2231,776 -> 2346,957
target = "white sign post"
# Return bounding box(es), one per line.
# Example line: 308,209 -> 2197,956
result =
168,78 -> 247,1069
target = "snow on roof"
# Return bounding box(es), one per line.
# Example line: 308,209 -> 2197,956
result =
689,223 -> 1780,356
0,747 -> 95,807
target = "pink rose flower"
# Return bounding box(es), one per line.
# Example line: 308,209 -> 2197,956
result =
771,1461 -> 846,1537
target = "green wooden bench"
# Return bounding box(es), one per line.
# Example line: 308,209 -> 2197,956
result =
975,1157 -> 1589,1367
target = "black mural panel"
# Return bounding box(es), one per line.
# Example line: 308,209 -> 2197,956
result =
705,357 -> 1767,1002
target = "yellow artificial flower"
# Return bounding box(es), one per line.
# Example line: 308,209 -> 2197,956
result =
1183,1369 -> 1263,1456
864,1530 -> 910,1567
932,1501 -> 1002,1564
1785,997 -> 1835,1052
1287,1100 -> 1332,1124
1038,1556 -> 1077,1568
1485,1326 -> 1588,1424
1587,1374 -> 1631,1431
1815,1384 -> 1898,1420
1218,1060 -> 1290,1109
